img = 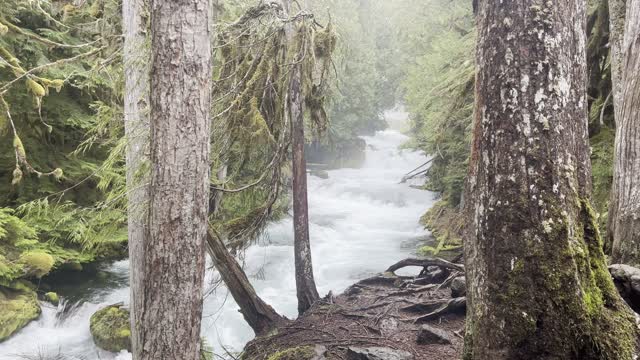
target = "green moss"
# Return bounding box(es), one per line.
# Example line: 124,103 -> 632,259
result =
44,291 -> 59,306
419,200 -> 464,259
18,251 -> 54,278
89,305 -> 131,352
200,337 -> 214,360
590,127 -> 614,229
0,286 -> 41,341
267,346 -> 316,360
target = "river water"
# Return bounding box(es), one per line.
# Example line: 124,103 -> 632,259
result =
0,109 -> 436,360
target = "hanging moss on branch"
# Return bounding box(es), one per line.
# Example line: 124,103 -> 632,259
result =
211,2 -> 336,250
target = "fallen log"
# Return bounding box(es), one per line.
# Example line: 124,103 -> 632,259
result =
207,227 -> 287,335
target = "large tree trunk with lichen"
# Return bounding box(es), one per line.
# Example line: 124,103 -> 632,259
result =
132,0 -> 212,359
463,1 -> 637,359
123,0 -> 149,356
206,229 -> 286,334
609,1 -> 640,266
282,0 -> 320,315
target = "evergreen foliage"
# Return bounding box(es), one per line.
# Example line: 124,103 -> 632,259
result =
395,0 -> 617,238
0,0 -> 125,305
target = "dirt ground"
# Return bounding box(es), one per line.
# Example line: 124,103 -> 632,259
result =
243,259 -> 465,359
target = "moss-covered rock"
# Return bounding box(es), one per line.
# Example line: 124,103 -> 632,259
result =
0,286 -> 41,341
267,346 -> 316,360
89,305 -> 131,352
44,291 -> 59,306
61,261 -> 83,272
18,251 -> 54,278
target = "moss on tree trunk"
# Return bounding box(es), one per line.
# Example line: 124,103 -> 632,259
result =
463,1 -> 637,358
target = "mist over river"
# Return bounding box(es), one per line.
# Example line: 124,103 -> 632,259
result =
0,109 -> 436,360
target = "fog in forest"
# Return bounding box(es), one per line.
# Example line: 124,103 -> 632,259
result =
1,0 -> 639,359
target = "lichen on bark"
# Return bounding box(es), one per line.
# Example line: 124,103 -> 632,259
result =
463,1 -> 637,358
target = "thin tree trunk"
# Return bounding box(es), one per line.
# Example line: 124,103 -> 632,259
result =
463,1 -> 636,359
123,0 -> 149,356
135,0 -> 212,358
606,0 -> 627,253
210,165 -> 227,215
282,0 -> 320,315
206,228 -> 286,334
611,0 -> 640,265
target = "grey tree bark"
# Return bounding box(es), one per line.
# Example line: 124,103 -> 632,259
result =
463,1 -> 637,359
281,0 -> 320,315
606,0 -> 627,253
133,0 -> 212,358
123,0 -> 149,356
610,0 -> 640,266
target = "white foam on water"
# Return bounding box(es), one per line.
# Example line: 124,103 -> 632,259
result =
0,110 -> 435,359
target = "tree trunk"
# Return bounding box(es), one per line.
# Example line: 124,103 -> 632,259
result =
610,0 -> 640,265
122,0 -> 149,356
206,228 -> 286,334
134,0 -> 212,358
606,0 -> 627,253
198,0 -> 285,337
282,0 -> 320,315
463,1 -> 637,359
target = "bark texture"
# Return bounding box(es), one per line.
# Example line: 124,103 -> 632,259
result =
609,0 -> 627,111
610,0 -> 640,266
123,0 -> 149,356
206,229 -> 286,334
282,0 -> 320,315
135,0 -> 212,358
606,0 -> 627,253
463,1 -> 636,359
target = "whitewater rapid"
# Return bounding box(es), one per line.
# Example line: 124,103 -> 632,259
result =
0,109 -> 436,360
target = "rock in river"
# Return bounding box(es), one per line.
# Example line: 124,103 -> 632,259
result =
90,304 -> 131,352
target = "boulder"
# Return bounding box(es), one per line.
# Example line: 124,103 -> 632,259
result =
450,276 -> 466,297
346,347 -> 413,360
44,292 -> 59,306
18,251 -> 54,278
0,284 -> 41,341
423,266 -> 447,283
609,264 -> 640,312
416,324 -> 453,345
90,304 -> 131,352
310,170 -> 330,179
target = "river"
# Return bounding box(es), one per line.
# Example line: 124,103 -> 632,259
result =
0,109 -> 436,360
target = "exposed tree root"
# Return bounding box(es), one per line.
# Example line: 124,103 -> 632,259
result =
243,257 -> 465,359
386,257 -> 465,274
403,297 -> 466,323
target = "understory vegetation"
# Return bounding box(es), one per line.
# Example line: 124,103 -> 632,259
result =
0,0 -> 399,341
394,0 -> 617,251
2,0 -> 637,358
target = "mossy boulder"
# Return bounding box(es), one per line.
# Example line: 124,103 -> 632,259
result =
60,261 -> 83,272
19,251 -> 54,278
0,286 -> 41,341
267,346 -> 319,360
89,304 -> 131,352
44,292 -> 59,306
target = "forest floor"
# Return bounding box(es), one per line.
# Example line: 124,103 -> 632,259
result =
243,258 -> 466,360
